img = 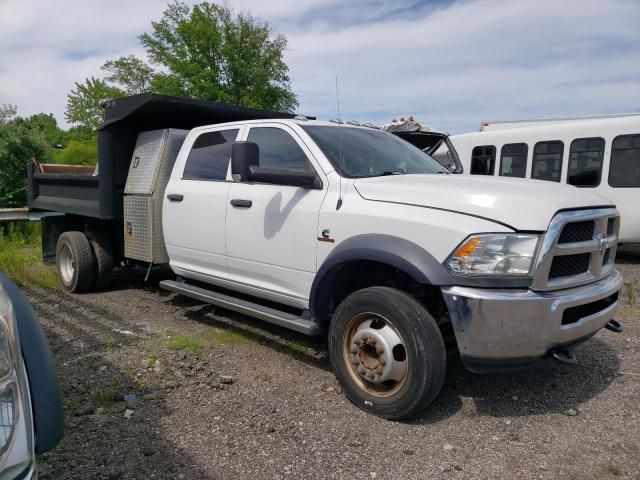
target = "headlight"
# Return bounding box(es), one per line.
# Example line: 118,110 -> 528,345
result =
0,288 -> 34,478
446,233 -> 540,276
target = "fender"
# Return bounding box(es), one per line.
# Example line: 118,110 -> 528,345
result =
0,274 -> 64,454
310,234 -> 453,316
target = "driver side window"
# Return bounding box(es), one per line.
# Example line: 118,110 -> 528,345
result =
247,127 -> 311,170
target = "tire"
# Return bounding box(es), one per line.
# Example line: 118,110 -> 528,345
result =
55,232 -> 95,293
87,232 -> 113,290
328,286 -> 446,420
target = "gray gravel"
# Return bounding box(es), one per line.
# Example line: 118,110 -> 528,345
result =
31,256 -> 640,479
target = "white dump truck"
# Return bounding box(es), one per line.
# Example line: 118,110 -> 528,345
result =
28,94 -> 624,419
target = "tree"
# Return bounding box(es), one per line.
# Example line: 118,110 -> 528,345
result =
65,1 -> 298,130
14,113 -> 65,147
0,111 -> 48,207
140,1 -> 297,112
0,104 -> 17,124
101,55 -> 154,94
65,77 -> 125,130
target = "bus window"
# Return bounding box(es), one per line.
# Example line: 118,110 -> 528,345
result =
532,141 -> 563,182
568,137 -> 604,187
609,134 -> 640,187
470,145 -> 496,175
500,143 -> 527,178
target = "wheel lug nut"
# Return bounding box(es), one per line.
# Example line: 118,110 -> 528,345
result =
357,366 -> 366,375
350,346 -> 358,354
380,359 -> 386,366
370,338 -> 377,345
367,373 -> 375,379
377,348 -> 384,354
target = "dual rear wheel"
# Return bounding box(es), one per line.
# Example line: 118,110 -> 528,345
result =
55,231 -> 113,293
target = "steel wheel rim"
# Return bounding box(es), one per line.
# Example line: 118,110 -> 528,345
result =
59,244 -> 75,285
342,312 -> 409,398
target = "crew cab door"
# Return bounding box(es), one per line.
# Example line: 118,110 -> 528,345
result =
163,126 -> 242,280
226,124 -> 326,307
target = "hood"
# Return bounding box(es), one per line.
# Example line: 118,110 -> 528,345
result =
353,174 -> 614,231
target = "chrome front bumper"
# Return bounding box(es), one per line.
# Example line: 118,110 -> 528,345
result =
442,270 -> 622,373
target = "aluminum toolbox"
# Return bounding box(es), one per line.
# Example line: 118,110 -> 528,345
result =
124,129 -> 188,263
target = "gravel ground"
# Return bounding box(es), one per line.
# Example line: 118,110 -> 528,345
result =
30,254 -> 640,480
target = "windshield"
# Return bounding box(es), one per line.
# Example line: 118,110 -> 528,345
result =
301,125 -> 447,178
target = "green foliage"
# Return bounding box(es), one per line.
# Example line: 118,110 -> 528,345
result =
50,139 -> 98,166
140,1 -> 297,111
65,1 -> 298,126
0,222 -> 59,289
14,113 -> 65,147
0,104 -> 17,123
101,55 -> 154,94
65,77 -> 125,130
166,334 -> 205,356
0,119 -> 48,207
65,126 -> 97,144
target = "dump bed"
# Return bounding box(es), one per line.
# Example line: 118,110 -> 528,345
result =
28,93 -> 301,219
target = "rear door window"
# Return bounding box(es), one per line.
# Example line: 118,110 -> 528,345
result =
183,129 -> 239,180
500,143 -> 528,178
567,137 -> 605,187
470,145 -> 496,175
532,141 -> 563,182
609,134 -> 640,187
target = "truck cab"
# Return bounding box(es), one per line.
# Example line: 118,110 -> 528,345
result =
29,94 -> 624,419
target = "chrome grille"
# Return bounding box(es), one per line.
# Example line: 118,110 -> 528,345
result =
558,221 -> 594,244
549,253 -> 591,279
531,208 -> 619,291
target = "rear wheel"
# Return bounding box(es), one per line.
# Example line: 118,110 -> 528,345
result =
329,286 -> 446,419
56,232 -> 95,293
88,232 -> 113,290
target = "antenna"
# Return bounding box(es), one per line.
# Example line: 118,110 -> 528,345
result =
335,76 -> 343,210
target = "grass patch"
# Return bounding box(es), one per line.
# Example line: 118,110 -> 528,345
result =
623,282 -> 636,306
102,333 -> 114,348
63,399 -> 80,411
0,222 -> 58,288
207,326 -> 257,345
165,333 -> 205,356
93,377 -> 121,406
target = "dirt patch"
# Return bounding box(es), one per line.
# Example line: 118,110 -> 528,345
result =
32,261 -> 640,479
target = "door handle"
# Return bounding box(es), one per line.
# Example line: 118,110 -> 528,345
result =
230,199 -> 252,208
167,193 -> 184,202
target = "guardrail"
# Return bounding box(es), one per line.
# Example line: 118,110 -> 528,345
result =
0,208 -> 64,223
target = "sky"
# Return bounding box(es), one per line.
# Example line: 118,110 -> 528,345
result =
1,0 -> 639,133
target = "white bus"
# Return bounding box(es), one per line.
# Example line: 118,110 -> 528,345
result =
450,114 -> 640,243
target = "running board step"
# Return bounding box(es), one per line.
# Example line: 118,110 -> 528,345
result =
159,280 -> 322,336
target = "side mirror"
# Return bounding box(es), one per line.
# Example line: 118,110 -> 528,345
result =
231,140 -> 322,189
231,141 -> 259,181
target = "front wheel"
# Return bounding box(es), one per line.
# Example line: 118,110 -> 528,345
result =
328,286 -> 446,419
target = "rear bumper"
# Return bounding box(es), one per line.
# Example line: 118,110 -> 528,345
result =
442,270 -> 622,373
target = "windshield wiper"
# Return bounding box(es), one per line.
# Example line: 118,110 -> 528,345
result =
380,170 -> 406,176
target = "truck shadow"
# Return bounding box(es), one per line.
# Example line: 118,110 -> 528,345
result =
410,336 -> 620,424
616,251 -> 640,264
104,268 -> 622,424
173,294 -> 621,424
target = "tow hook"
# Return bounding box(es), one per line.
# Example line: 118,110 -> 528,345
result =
605,319 -> 623,333
550,348 -> 577,366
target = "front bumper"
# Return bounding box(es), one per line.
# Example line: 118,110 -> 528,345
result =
442,270 -> 622,373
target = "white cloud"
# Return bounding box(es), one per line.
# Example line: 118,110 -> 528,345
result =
0,0 -> 638,132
